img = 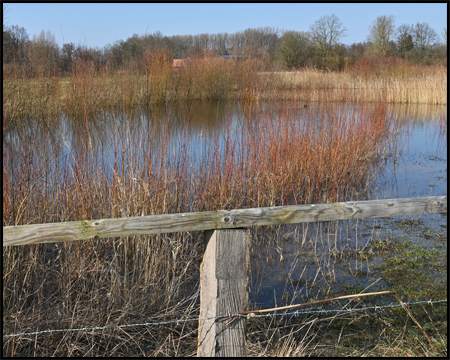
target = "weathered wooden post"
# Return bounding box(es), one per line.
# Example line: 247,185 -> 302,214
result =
197,229 -> 249,357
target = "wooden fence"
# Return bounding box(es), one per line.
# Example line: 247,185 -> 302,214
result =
3,196 -> 447,356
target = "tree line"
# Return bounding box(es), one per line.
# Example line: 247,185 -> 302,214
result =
3,13 -> 447,79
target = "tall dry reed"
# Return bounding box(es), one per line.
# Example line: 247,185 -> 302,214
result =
265,64 -> 447,104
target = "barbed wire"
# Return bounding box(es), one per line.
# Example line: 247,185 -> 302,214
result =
3,298 -> 446,339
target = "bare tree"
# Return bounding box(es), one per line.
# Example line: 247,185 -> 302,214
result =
396,24 -> 414,58
60,42 -> 75,75
169,35 -> 189,59
211,32 -> 229,55
3,24 -> 29,65
413,22 -> 439,57
310,14 -> 347,65
28,30 -> 60,77
368,15 -> 395,55
189,33 -> 211,57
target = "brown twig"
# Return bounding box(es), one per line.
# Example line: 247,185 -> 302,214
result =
392,290 -> 444,357
221,290 -> 394,325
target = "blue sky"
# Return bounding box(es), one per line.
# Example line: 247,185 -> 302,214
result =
3,3 -> 447,49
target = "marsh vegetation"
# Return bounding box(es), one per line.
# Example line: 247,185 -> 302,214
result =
3,56 -> 447,128
2,23 -> 447,356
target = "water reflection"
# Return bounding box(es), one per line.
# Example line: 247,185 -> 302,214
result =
4,101 -> 446,197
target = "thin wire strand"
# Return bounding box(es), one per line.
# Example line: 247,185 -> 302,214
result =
3,298 -> 446,339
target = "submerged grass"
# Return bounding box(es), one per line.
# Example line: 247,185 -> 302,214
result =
244,299 -> 447,357
245,213 -> 447,357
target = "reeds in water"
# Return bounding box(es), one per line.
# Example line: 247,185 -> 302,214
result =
1,102 -> 412,356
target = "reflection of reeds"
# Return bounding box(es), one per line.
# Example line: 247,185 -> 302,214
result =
438,112 -> 447,137
0,103 -> 429,356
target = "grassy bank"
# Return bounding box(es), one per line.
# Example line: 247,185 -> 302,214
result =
3,59 -> 447,127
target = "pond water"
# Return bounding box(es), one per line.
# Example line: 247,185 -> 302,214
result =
374,104 -> 447,199
245,103 -> 447,308
3,101 -> 447,308
6,102 -> 446,200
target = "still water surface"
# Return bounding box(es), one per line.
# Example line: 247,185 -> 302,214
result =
5,101 -> 446,200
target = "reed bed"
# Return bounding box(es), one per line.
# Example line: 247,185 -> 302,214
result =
264,64 -> 447,104
3,57 -> 446,127
3,103 -> 394,223
2,101 -> 404,356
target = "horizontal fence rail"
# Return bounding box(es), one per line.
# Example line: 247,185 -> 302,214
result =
3,196 -> 447,247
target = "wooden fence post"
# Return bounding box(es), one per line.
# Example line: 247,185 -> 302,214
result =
198,229 -> 249,357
